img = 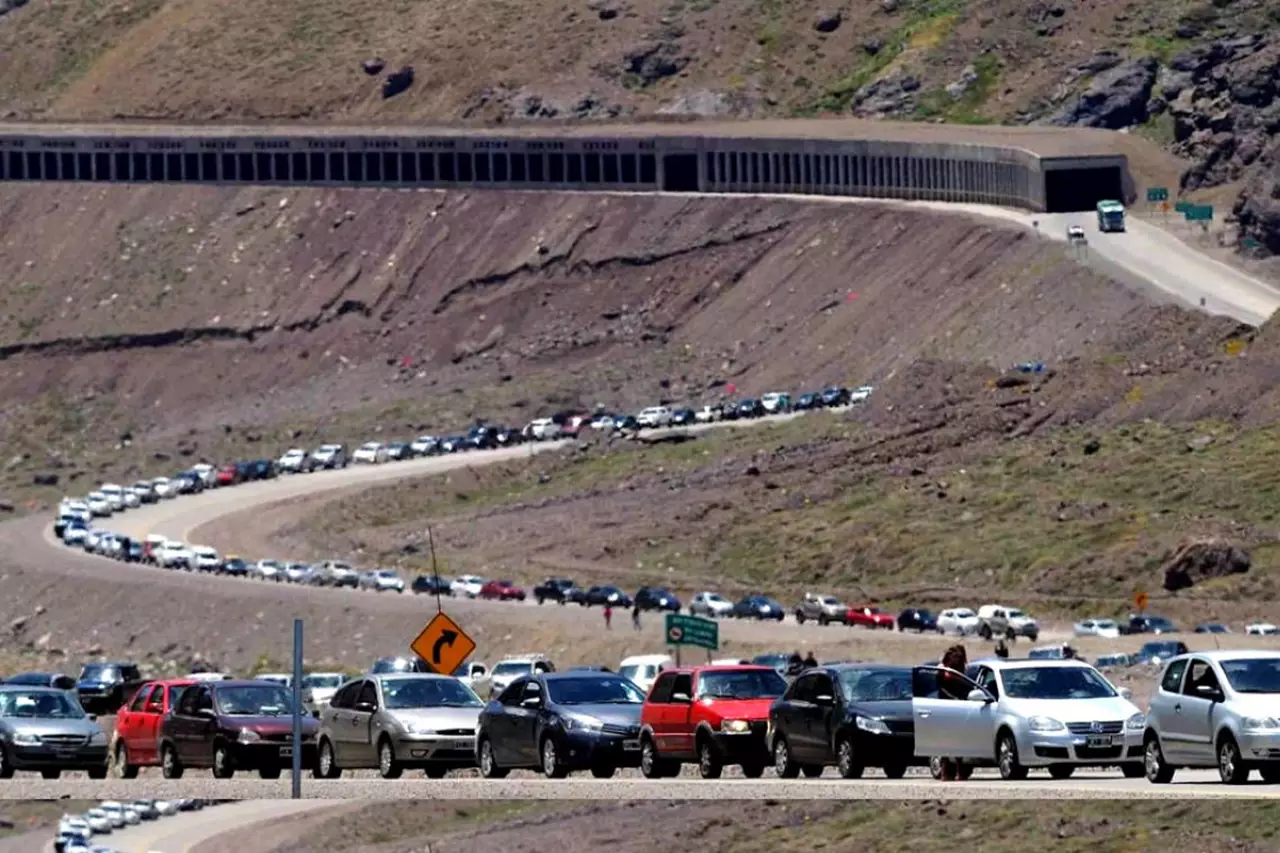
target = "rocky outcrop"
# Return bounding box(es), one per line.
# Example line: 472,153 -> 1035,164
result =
620,41 -> 688,86
852,75 -> 921,117
1161,538 -> 1251,592
1235,141 -> 1280,255
1046,57 -> 1157,129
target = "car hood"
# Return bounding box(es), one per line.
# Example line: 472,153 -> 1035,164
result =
388,706 -> 482,730
4,717 -> 101,737
556,703 -> 643,727
846,699 -> 913,721
1002,696 -> 1139,722
227,716 -> 319,734
698,697 -> 775,720
1225,696 -> 1280,716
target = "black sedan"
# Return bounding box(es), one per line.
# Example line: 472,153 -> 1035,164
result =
736,399 -> 766,419
896,608 -> 938,633
581,585 -> 632,608
220,557 -> 249,577
476,671 -> 646,779
767,664 -> 920,779
634,586 -> 681,612
412,575 -> 453,596
794,392 -> 822,411
732,595 -> 785,621
534,578 -> 577,605
670,408 -> 696,426
820,386 -> 850,407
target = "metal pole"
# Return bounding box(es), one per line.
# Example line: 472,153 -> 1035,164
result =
291,618 -> 303,798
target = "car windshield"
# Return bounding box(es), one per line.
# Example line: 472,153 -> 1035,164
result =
80,664 -> 119,680
547,677 -> 645,704
1000,666 -> 1116,700
491,662 -> 532,677
820,596 -> 840,605
303,675 -> 343,689
838,669 -> 913,702
215,685 -> 294,716
381,678 -> 482,709
1220,658 -> 1280,694
1096,620 -> 1117,628
618,664 -> 660,682
0,690 -> 85,718
697,670 -> 788,700
952,609 -> 975,618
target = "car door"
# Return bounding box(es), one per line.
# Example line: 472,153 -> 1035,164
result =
912,666 -> 989,760
346,680 -> 379,767
666,673 -> 695,758
119,685 -> 153,760
510,680 -> 544,766
326,681 -> 361,765
487,681 -> 525,766
779,674 -> 816,759
1176,658 -> 1222,765
807,673 -> 841,764
173,685 -> 211,764
1146,659 -> 1189,762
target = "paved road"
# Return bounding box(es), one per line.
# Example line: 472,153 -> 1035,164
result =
38,801 -> 342,853
1,769 -> 1274,801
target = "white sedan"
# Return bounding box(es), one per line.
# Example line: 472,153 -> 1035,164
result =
190,546 -> 221,571
352,441 -> 389,464
1073,618 -> 1121,639
451,574 -> 486,598
937,608 -> 980,635
689,591 -> 734,618
1247,622 -> 1280,636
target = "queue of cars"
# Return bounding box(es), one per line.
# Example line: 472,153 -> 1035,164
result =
54,798 -> 220,853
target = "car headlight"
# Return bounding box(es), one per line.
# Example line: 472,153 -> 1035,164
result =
403,721 -> 435,735
1244,716 -> 1280,731
565,715 -> 604,732
1028,716 -> 1066,733
10,732 -> 41,746
89,730 -> 107,745
855,716 -> 892,735
1125,713 -> 1146,732
237,729 -> 262,744
720,719 -> 750,734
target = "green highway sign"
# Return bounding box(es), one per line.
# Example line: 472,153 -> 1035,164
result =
665,613 -> 719,651
1146,187 -> 1169,202
1174,200 -> 1191,213
1185,204 -> 1214,222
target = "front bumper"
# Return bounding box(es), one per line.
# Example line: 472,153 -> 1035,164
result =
848,731 -> 926,767
1239,731 -> 1280,761
8,743 -> 109,771
392,733 -> 477,766
711,725 -> 770,766
559,730 -> 643,769
1023,730 -> 1142,765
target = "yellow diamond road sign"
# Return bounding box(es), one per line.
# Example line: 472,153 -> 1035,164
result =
410,611 -> 476,676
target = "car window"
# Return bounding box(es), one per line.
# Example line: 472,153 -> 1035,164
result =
128,686 -> 153,713
329,681 -> 358,710
837,669 -> 912,702
1219,658 -> 1280,693
809,673 -> 835,700
788,674 -> 817,703
695,669 -> 788,700
976,667 -> 999,698
356,681 -> 379,709
520,681 -> 542,704
1160,659 -> 1188,693
1000,666 -> 1115,700
1183,659 -> 1222,696
122,666 -> 141,681
380,678 -> 481,709
648,673 -> 676,704
213,684 -> 292,716
0,690 -> 86,719
547,677 -> 645,705
164,685 -> 188,710
671,673 -> 693,700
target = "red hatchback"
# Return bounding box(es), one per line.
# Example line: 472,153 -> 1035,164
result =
639,665 -> 788,779
847,606 -> 895,629
215,464 -> 240,486
479,580 -> 527,601
110,678 -> 194,778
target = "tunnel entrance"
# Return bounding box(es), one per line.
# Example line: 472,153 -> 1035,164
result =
662,154 -> 699,192
1044,166 -> 1125,213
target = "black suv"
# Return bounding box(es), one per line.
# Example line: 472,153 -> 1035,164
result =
896,608 -> 938,633
582,585 -> 632,608
75,661 -> 144,714
412,575 -> 453,596
534,578 -> 577,605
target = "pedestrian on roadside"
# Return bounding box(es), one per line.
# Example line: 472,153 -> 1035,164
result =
803,651 -> 818,669
604,603 -> 613,630
994,639 -> 1009,659
632,602 -> 642,631
786,651 -> 804,677
936,644 -> 970,782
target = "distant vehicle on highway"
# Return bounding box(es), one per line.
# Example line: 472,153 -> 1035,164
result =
581,585 -> 632,608
308,444 -> 348,470
276,448 -> 310,473
533,577 -> 577,605
1096,199 -> 1126,233
478,579 -> 526,601
300,672 -> 347,715
689,591 -> 734,618
897,607 -> 938,633
450,574 -> 486,598
1195,622 -> 1232,634
1122,615 -> 1179,635
352,442 -> 390,464
1074,618 -> 1121,638
731,595 -> 784,621
633,586 -> 680,612
846,605 -> 895,630
1134,640 -> 1190,667
358,569 -> 405,593
794,593 -> 846,626
412,574 -> 453,596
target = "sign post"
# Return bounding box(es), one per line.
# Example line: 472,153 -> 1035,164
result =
290,617 -> 303,798
411,611 -> 477,676
665,613 -> 719,667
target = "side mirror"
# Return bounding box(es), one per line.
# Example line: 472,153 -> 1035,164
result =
1118,687 -> 1133,700
354,700 -> 376,713
967,689 -> 994,703
1195,684 -> 1222,701
814,694 -> 834,705
195,707 -> 216,718
88,714 -> 97,722
521,696 -> 541,708
671,692 -> 691,704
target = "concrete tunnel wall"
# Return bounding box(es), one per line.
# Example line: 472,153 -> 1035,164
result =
0,128 -> 1131,213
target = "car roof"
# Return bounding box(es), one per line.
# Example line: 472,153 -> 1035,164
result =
0,684 -> 65,693
976,659 -> 1094,671
206,679 -> 283,689
826,663 -> 910,674
620,654 -> 672,665
668,664 -> 777,675
1170,650 -> 1280,663
539,670 -> 618,681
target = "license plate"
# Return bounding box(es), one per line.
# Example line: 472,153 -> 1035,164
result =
623,739 -> 640,751
1085,735 -> 1121,748
279,746 -> 293,757
452,740 -> 472,751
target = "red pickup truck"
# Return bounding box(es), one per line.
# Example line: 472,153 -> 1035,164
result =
110,678 -> 194,778
638,665 -> 788,779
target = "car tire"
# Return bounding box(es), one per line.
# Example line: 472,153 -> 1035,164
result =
378,737 -> 403,780
997,731 -> 1028,781
697,739 -> 723,779
313,739 -> 342,779
882,763 -> 907,780
773,737 -> 800,779
477,738 -> 509,779
836,737 -> 864,779
212,743 -> 235,779
424,765 -> 450,779
741,762 -> 765,778
928,755 -> 944,780
114,742 -> 138,779
1048,765 -> 1075,780
161,743 -> 184,779
978,624 -> 992,640
956,763 -> 974,781
640,738 -> 676,779
40,769 -> 60,779
1218,734 -> 1250,785
1144,735 -> 1174,784
541,737 -> 569,779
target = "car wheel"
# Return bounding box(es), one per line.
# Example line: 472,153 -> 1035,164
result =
929,755 -> 944,780
1218,734 -> 1250,785
212,743 -> 235,779
313,739 -> 342,779
1048,765 -> 1075,780
1144,736 -> 1174,784
161,744 -> 184,779
424,765 -> 450,779
640,737 -> 674,779
836,737 -> 864,779
259,766 -> 282,779
882,763 -> 907,780
378,738 -> 403,780
40,769 -> 61,779
800,764 -> 823,778
997,731 -> 1028,781
773,736 -> 800,779
114,742 -> 138,779
541,737 -> 569,779
477,738 -> 509,779
956,763 -> 974,781
978,624 -> 992,640
795,612 -> 805,625
697,739 -> 723,779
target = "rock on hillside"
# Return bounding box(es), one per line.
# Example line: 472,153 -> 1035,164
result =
1235,143 -> 1280,256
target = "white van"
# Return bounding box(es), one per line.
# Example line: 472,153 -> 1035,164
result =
99,484 -> 126,511
617,654 -> 673,694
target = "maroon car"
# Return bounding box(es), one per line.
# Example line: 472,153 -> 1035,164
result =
158,680 -> 318,779
478,579 -> 526,601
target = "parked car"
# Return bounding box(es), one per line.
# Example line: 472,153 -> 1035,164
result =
4,672 -> 76,690
309,444 -> 348,469
819,387 -> 850,407
768,664 -> 921,779
1134,640 -> 1190,667
911,659 -> 1144,780
1094,653 -> 1133,669
731,595 -> 785,621
976,604 -> 1040,641
215,464 -> 240,486
760,392 -> 791,414
314,560 -> 359,588
846,606 -> 895,630
300,672 -> 347,716
220,556 -> 249,577
412,574 -> 453,596
314,673 -> 483,779
370,657 -> 431,675
617,655 -> 673,695
76,662 -> 144,715
634,586 -> 681,612
450,574 -> 486,598
478,579 -> 526,602
533,578 -> 577,605
409,435 -> 441,456
694,405 -> 724,423
477,670 -> 646,779
1143,651 -> 1280,784
735,399 -> 766,419
638,665 -> 788,778
582,585 -> 632,608
1074,618 -> 1121,639
794,593 -> 846,626
276,448 -> 310,473
485,655 -> 556,699
1121,614 -> 1179,635
252,559 -> 284,582
1247,623 -> 1280,636
689,591 -> 735,618
636,406 -> 673,428
111,679 -> 194,777
358,569 -> 405,593
0,685 -> 110,778
385,441 -> 412,460
157,680 -> 319,778
1195,623 -> 1232,634
897,608 -> 938,633
937,608 -> 980,636
352,442 -> 390,464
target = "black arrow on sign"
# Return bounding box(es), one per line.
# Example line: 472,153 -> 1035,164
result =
432,629 -> 458,665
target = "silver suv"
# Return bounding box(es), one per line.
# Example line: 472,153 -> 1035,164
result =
1143,651 -> 1280,784
793,593 -> 845,626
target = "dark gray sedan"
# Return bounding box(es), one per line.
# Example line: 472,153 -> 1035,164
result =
0,686 -> 109,778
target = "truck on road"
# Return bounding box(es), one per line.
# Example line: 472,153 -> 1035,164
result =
1096,199 -> 1126,233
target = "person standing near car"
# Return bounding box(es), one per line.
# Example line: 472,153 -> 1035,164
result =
603,602 -> 613,630
632,601 -> 642,631
936,644 -> 970,781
